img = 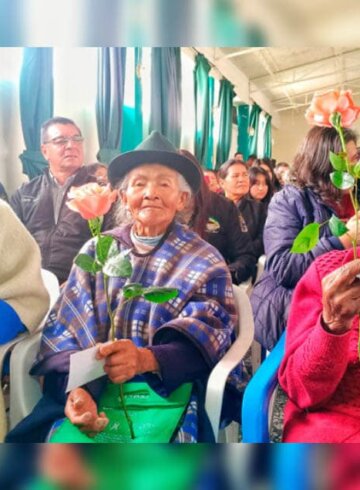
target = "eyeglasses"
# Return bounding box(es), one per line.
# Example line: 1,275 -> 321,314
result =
44,135 -> 84,146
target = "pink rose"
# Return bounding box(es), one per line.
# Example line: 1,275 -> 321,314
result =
305,90 -> 360,128
67,183 -> 117,220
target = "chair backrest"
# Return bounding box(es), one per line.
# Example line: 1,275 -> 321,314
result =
9,269 -> 60,429
241,331 -> 286,443
205,284 -> 254,441
40,269 -> 60,316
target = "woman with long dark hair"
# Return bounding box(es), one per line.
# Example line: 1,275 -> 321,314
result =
249,166 -> 274,210
250,125 -> 359,351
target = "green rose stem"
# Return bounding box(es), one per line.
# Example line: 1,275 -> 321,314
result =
91,219 -> 135,440
102,274 -> 135,440
332,113 -> 360,357
331,114 -> 359,260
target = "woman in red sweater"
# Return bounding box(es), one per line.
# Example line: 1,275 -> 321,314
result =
279,247 -> 360,442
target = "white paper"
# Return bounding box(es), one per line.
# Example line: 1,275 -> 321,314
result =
66,346 -> 105,392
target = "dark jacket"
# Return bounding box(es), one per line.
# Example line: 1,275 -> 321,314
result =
250,185 -> 344,351
205,192 -> 257,284
236,196 -> 267,259
10,167 -> 98,283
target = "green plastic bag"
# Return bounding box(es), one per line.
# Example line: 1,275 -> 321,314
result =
49,382 -> 192,443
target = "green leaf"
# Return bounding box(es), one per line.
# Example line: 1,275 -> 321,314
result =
96,235 -> 114,264
330,171 -> 355,190
103,253 -> 132,278
123,283 -> 144,299
329,151 -> 347,172
75,253 -> 102,274
328,215 -> 349,237
353,162 -> 360,178
290,223 -> 320,254
143,287 -> 179,304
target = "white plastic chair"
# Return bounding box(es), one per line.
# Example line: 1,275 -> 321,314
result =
205,284 -> 254,442
8,269 -> 60,429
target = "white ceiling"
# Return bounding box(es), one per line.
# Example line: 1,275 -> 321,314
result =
197,47 -> 360,120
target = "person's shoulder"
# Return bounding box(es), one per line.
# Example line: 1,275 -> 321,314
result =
312,248 -> 353,280
13,172 -> 47,195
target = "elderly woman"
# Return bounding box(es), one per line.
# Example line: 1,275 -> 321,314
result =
251,126 -> 359,351
218,159 -> 267,259
6,131 -> 241,443
279,248 -> 360,442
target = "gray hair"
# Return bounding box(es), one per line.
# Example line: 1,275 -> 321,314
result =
40,116 -> 82,144
112,169 -> 194,226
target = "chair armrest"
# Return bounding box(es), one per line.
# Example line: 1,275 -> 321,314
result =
241,331 -> 286,442
205,328 -> 253,441
9,332 -> 42,429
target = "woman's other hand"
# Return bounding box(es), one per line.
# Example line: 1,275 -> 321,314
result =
96,339 -> 160,384
322,259 -> 360,333
65,387 -> 108,435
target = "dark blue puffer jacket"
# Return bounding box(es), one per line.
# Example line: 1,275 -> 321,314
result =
250,184 -> 344,350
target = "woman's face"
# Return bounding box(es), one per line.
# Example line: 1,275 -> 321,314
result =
250,174 -> 269,201
220,163 -> 250,202
121,164 -> 189,236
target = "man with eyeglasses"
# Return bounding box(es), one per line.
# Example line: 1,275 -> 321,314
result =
10,116 -> 103,284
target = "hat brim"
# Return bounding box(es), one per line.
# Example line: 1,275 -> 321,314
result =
108,150 -> 201,193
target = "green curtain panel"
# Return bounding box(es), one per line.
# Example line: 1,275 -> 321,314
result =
264,113 -> 272,158
96,47 -> 126,164
236,104 -> 250,161
149,48 -> 182,147
19,48 -> 53,179
194,54 -> 212,168
216,79 -> 234,167
121,48 -> 144,152
248,103 -> 262,157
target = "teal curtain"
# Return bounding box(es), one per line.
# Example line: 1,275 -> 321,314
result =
149,48 -> 182,147
264,113 -> 272,158
248,103 -> 262,157
237,104 -> 250,161
216,79 -> 234,167
194,54 -> 213,169
19,48 -> 53,179
121,48 -> 143,152
96,47 -> 126,164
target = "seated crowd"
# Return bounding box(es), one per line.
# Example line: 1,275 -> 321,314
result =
3,113 -> 360,444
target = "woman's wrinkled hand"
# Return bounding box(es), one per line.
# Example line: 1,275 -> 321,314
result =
96,339 -> 159,384
65,387 -> 109,435
322,259 -> 360,334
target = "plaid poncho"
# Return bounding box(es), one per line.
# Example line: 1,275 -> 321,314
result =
34,221 -> 240,442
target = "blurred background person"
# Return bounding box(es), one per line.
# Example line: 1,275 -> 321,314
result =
246,154 -> 257,168
203,169 -> 221,193
218,158 -> 266,259
181,150 -> 257,285
86,162 -> 108,186
249,165 -> 274,211
274,161 -> 290,187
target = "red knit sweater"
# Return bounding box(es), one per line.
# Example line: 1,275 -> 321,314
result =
279,247 -> 360,443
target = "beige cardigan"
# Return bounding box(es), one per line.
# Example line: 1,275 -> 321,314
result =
0,201 -> 49,331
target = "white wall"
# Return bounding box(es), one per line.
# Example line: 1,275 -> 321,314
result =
273,110 -> 360,166
272,110 -> 309,165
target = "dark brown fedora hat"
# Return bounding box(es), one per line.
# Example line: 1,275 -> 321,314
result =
108,131 -> 201,192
